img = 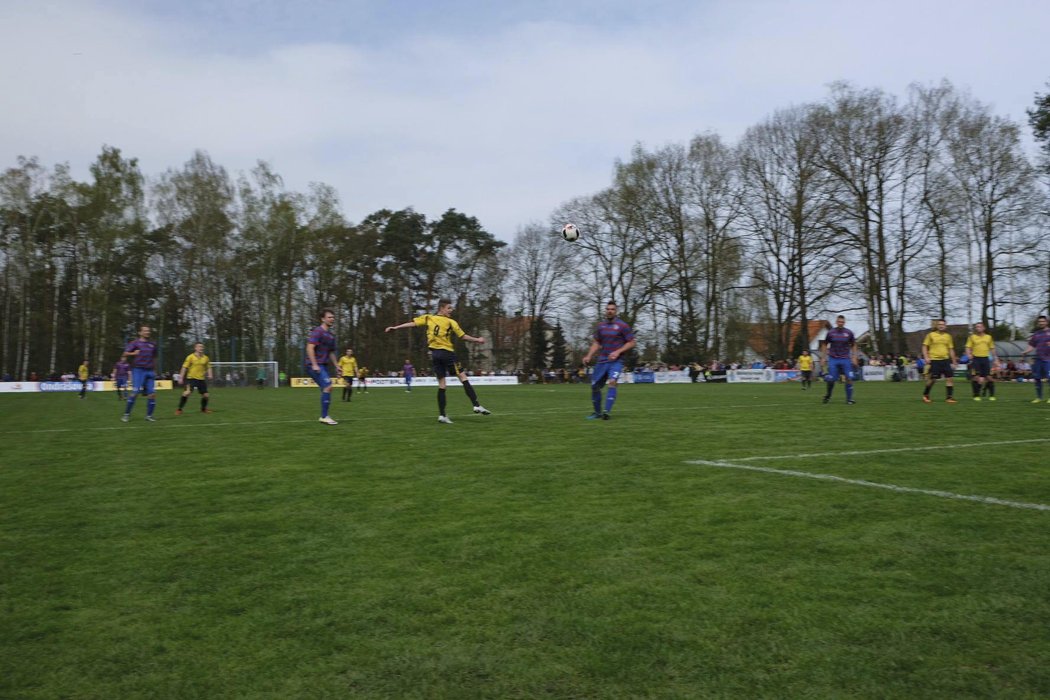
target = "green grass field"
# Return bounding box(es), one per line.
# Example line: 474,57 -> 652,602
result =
2,380 -> 1049,698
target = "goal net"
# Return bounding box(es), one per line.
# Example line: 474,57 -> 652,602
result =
209,361 -> 280,388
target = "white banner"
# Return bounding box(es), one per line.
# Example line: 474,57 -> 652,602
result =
291,375 -> 519,388
862,366 -> 890,381
0,380 -> 174,393
0,381 -> 38,393
653,370 -> 692,384
727,369 -> 775,383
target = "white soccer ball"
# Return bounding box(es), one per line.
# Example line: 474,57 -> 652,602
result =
561,223 -> 579,242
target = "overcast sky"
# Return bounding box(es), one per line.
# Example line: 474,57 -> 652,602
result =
2,0 -> 1048,240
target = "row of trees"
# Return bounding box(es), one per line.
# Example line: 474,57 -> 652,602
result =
2,80 -> 1048,379
0,149 -> 508,377
526,81 -> 1049,363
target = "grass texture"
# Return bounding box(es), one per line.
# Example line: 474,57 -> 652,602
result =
2,380 -> 1048,698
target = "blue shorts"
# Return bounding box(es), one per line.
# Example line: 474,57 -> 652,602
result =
591,360 -> 624,387
116,377 -> 127,388
827,358 -> 853,380
1033,359 -> 1050,381
307,366 -> 333,390
132,367 -> 155,395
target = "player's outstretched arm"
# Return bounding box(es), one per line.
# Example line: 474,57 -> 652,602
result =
463,334 -> 485,344
385,321 -> 414,333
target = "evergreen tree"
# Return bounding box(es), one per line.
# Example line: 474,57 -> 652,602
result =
550,321 -> 568,369
529,315 -> 549,372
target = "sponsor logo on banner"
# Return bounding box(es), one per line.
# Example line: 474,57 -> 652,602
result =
654,370 -> 692,384
291,375 -> 518,388
632,371 -> 656,384
862,366 -> 889,381
773,370 -> 801,382
727,369 -> 775,383
39,381 -> 89,392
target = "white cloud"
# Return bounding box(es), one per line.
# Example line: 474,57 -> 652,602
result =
2,0 -> 1048,238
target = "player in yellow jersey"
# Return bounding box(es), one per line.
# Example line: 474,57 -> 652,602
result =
797,349 -> 814,390
77,360 -> 90,399
177,342 -> 214,415
921,319 -> 958,404
965,321 -> 998,401
385,298 -> 490,424
337,348 -> 358,402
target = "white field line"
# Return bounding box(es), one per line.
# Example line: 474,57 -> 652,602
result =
686,459 -> 1050,512
735,437 -> 1050,462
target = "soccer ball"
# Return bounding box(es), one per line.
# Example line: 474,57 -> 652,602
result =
561,223 -> 579,242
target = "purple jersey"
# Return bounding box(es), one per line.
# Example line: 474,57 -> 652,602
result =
113,361 -> 130,379
824,327 -> 855,359
305,325 -> 336,367
124,339 -> 157,369
594,318 -> 635,362
403,363 -> 414,378
1029,328 -> 1050,361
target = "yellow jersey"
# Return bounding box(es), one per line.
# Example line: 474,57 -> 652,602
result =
413,314 -> 466,352
182,353 -> 211,380
922,331 -> 954,361
77,364 -> 89,380
338,355 -> 358,377
797,355 -> 813,371
965,333 -> 995,358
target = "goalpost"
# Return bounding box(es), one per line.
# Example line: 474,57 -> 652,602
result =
209,361 -> 280,388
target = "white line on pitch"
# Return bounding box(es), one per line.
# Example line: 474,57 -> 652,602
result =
686,459 -> 1050,512
735,437 -> 1050,462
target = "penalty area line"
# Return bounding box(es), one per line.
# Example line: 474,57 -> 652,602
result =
686,459 -> 1050,512
735,437 -> 1050,462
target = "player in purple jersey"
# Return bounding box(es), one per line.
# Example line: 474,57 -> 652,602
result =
403,360 -> 414,393
820,315 -> 857,405
1020,315 -> 1050,403
306,309 -> 339,425
121,325 -> 158,422
112,359 -> 130,400
582,301 -> 636,420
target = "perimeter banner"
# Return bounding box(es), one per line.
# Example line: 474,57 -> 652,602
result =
0,380 -> 174,393
290,376 -> 519,388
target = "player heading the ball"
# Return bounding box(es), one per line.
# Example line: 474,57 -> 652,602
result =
385,299 -> 490,424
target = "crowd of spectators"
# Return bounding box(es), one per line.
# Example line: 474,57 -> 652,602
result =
8,351 -> 1041,386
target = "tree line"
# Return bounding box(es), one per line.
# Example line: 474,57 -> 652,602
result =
2,80 -> 1048,380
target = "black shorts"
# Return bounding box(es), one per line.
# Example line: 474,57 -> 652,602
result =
801,370 -> 812,380
929,360 -> 953,379
430,349 -> 463,379
970,357 -> 991,378
186,378 -> 208,393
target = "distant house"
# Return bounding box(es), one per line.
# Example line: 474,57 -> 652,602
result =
743,320 -> 830,364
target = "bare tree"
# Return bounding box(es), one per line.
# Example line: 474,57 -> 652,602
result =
738,105 -> 843,358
